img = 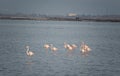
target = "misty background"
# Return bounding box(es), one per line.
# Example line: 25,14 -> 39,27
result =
0,0 -> 120,15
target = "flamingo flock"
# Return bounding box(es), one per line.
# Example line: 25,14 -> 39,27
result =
26,42 -> 91,56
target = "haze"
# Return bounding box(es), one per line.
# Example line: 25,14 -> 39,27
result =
0,0 -> 120,15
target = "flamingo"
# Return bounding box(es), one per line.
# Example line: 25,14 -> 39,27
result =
44,43 -> 50,54
64,42 -> 69,49
71,44 -> 77,49
80,42 -> 85,53
84,44 -> 91,51
67,44 -> 74,51
80,42 -> 91,53
64,42 -> 74,51
50,44 -> 58,52
26,46 -> 34,56
44,44 -> 50,49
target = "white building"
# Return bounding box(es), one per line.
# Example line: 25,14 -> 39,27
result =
68,13 -> 77,17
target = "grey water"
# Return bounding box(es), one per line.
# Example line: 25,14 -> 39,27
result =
0,20 -> 120,76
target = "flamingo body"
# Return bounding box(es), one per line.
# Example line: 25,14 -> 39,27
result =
44,44 -> 50,49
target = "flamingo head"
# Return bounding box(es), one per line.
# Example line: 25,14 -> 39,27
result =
26,46 -> 30,49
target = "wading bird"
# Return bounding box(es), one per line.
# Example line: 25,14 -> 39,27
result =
26,46 -> 34,56
64,42 -> 69,49
71,44 -> 77,49
64,42 -> 74,51
44,44 -> 50,49
50,44 -> 58,52
80,42 -> 91,53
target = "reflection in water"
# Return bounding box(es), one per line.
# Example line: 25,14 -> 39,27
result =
25,61 -> 35,76
26,55 -> 34,64
81,51 -> 89,57
26,61 -> 34,65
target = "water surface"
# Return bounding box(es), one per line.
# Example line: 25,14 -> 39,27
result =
0,20 -> 120,76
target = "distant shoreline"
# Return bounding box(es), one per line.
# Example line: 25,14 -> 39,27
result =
0,16 -> 120,22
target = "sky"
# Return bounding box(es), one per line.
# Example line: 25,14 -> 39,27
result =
0,0 -> 120,15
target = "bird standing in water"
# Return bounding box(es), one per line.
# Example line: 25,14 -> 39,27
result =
50,44 -> 58,52
49,44 -> 58,55
80,42 -> 91,54
26,46 -> 34,56
71,44 -> 77,49
44,44 -> 50,49
44,43 -> 50,54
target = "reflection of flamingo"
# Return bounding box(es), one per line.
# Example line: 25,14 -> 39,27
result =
26,46 -> 34,56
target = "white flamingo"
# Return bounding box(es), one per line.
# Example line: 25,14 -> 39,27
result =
67,44 -> 74,51
44,43 -> 50,54
26,46 -> 34,56
44,44 -> 50,49
64,42 -> 69,49
64,42 -> 74,51
50,44 -> 58,52
80,42 -> 91,53
84,44 -> 91,51
71,44 -> 77,49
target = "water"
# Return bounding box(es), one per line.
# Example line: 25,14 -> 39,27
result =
0,20 -> 120,76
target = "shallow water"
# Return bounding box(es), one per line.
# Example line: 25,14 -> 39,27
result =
0,20 -> 120,76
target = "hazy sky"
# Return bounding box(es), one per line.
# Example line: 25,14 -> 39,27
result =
0,0 -> 120,15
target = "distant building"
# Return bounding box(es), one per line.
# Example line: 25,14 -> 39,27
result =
68,13 -> 77,17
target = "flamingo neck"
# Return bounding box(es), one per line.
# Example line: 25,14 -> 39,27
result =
26,47 -> 30,52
